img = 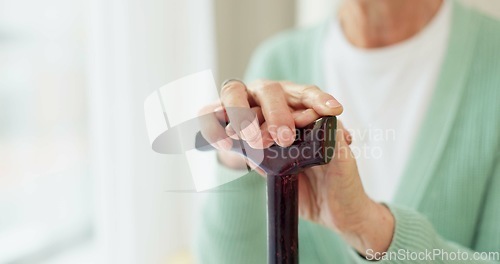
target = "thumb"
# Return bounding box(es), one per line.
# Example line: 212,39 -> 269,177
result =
332,120 -> 355,162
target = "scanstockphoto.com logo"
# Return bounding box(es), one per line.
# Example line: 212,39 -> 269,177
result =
366,248 -> 500,262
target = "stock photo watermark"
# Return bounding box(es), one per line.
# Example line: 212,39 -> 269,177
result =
366,248 -> 500,262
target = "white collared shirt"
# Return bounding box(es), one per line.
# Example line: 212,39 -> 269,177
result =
322,0 -> 452,202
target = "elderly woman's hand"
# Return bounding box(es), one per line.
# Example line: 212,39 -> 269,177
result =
199,79 -> 394,256
199,79 -> 344,169
298,120 -> 394,256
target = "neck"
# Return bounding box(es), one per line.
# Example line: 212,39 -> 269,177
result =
338,0 -> 443,48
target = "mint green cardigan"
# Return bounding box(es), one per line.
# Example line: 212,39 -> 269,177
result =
194,1 -> 500,263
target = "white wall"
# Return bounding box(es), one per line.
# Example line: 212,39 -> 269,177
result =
87,0 -> 216,263
295,0 -> 500,28
214,0 -> 295,83
461,0 -> 500,18
296,0 -> 336,28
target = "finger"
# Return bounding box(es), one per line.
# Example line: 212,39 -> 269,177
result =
337,122 -> 352,146
225,106 -> 264,140
247,160 -> 267,177
333,120 -> 354,162
248,81 -> 296,147
246,106 -> 265,124
226,123 -> 239,140
281,82 -> 343,116
247,122 -> 275,149
292,108 -> 320,128
344,128 -> 352,145
228,121 -> 274,149
213,105 -> 229,124
220,80 -> 260,142
198,103 -> 233,150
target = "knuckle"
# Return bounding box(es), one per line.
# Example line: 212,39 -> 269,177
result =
254,80 -> 282,95
302,85 -> 320,95
249,78 -> 271,87
301,85 -> 321,101
267,108 -> 291,118
304,84 -> 319,91
220,81 -> 246,95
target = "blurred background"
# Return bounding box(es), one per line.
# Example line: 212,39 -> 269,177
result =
0,0 -> 498,263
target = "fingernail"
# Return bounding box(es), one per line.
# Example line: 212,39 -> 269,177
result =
326,99 -> 342,108
217,138 -> 232,150
240,120 -> 260,141
277,126 -> 294,146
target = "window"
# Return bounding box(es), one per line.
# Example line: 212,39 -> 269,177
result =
0,0 -> 92,262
